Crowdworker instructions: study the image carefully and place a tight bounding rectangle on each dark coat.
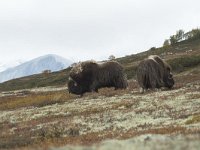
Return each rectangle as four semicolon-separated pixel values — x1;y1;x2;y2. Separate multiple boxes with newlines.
137;55;174;91
68;61;128;95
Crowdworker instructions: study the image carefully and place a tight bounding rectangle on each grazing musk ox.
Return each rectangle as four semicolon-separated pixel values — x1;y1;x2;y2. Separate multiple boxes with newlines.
68;60;128;95
137;55;174;92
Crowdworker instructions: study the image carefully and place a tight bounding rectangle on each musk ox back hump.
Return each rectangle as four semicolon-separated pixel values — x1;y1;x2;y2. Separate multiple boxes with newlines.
97;61;128;89
148;55;171;70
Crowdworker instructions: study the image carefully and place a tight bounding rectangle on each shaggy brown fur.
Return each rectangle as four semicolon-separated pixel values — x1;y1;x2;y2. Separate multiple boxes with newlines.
137;55;174;92
68;60;128;95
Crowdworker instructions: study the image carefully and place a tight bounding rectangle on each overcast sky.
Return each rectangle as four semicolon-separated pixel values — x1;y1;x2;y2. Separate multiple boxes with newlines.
0;0;199;63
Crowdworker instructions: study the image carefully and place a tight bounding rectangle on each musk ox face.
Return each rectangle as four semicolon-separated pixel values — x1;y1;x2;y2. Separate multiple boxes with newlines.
137;55;174;91
163;67;174;88
68;60;128;95
68;77;83;95
68;76;92;95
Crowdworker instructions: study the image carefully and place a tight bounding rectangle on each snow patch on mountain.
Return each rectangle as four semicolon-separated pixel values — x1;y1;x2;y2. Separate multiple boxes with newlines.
0;54;73;83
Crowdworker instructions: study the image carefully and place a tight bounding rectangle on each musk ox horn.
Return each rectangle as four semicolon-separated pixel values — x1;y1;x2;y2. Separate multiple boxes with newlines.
71;62;83;75
68;60;128;95
137;55;174;93
68;77;77;87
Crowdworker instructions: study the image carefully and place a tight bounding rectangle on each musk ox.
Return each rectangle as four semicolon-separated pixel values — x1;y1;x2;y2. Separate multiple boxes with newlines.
68;60;128;95
137;55;174;92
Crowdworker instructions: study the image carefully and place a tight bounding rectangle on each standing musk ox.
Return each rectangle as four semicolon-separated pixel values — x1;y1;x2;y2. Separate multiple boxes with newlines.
68;60;128;95
137;55;174;92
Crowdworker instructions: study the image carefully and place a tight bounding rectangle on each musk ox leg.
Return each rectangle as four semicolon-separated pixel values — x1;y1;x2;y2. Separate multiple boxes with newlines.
91;88;98;93
114;87;119;90
154;88;162;92
139;87;147;93
114;76;128;90
89;81;99;93
139;88;144;93
114;85;127;90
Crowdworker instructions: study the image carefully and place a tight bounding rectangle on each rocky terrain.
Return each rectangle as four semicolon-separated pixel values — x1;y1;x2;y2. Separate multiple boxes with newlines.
0;70;200;149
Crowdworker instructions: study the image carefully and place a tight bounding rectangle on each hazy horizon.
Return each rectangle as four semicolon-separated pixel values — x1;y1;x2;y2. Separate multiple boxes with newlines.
0;0;200;63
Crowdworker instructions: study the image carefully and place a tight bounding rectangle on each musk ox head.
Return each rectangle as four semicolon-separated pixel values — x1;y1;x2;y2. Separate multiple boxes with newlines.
68;77;87;95
162;65;174;88
137;55;174;91
68;60;128;95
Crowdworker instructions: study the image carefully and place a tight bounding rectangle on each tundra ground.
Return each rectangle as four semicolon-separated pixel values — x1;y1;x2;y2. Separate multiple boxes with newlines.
0;71;200;150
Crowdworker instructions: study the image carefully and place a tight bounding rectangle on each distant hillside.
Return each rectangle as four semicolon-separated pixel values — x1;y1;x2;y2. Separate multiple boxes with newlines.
0;38;200;91
118;38;200;79
0;54;73;83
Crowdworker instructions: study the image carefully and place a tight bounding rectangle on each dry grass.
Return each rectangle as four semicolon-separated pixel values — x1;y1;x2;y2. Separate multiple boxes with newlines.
1;74;198;111
83;80;139;99
0;90;78;111
185;114;200;125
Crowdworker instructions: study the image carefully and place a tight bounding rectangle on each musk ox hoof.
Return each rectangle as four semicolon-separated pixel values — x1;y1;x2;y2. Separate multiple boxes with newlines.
139;88;146;93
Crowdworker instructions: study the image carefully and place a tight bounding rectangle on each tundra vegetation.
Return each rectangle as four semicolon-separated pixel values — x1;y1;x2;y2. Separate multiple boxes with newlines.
0;29;200;149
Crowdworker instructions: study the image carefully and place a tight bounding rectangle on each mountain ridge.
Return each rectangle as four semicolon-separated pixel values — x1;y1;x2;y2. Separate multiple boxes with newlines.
0;54;73;83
